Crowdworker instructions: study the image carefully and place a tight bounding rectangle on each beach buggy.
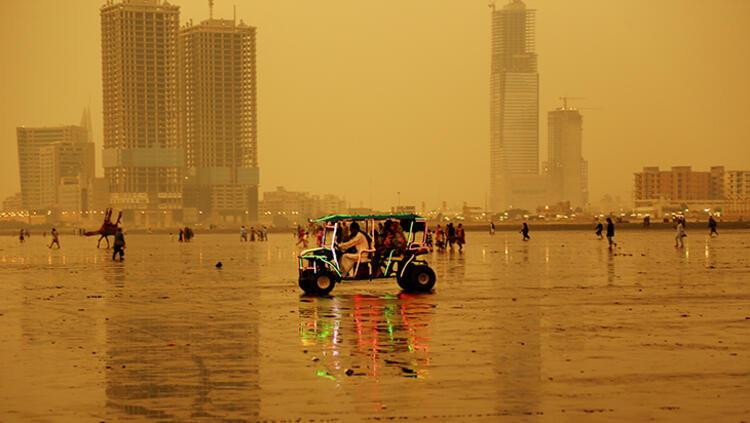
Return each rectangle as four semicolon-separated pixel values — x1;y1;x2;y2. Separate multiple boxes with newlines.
298;214;437;295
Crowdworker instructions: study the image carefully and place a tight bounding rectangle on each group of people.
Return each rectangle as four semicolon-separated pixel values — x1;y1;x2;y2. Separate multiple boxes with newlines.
519;214;720;251
240;225;268;242
336;219;409;277
177;227;194;242
432;223;466;251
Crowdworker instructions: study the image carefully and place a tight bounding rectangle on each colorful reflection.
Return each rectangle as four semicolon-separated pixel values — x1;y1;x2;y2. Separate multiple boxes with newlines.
299;293;434;379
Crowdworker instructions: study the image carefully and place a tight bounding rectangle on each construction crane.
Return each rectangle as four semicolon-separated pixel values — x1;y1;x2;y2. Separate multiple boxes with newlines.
558;96;587;110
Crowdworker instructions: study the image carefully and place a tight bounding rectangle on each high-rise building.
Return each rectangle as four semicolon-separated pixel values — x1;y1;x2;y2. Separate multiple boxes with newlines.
100;0;182;224
489;0;539;211
547;107;588;207
16;123;93;210
178;13;259;222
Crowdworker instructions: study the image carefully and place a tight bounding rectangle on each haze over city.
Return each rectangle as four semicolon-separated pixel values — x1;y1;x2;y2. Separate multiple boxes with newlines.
2;0;748;211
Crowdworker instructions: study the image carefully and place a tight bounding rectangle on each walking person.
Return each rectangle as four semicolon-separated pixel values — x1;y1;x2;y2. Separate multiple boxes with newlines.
19;229;25;243
708;215;719;237
456;223;466;251
112;227;126;261
240;225;248;242
520;222;530;241
489;221;495;235
595;221;604;239
675;217;686;248
48;228;61;249
605;217;617;250
447;223;457;250
435;224;446;251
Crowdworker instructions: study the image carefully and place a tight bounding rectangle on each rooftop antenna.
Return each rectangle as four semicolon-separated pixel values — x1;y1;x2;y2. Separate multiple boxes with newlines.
209;0;214;19
559;96;587;110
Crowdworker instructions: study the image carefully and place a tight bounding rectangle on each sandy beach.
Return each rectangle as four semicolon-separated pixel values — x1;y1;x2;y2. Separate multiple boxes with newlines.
1;230;748;421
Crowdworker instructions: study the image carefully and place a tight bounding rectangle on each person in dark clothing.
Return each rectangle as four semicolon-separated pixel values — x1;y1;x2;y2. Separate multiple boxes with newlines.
446;223;457;250
606;217;617;250
112;227;126;261
520;222;530;241
708;215;719;237
595;221;604;239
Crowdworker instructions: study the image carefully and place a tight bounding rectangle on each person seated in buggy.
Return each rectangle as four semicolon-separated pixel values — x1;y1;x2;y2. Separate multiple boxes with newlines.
336;221;371;277
371;220;407;277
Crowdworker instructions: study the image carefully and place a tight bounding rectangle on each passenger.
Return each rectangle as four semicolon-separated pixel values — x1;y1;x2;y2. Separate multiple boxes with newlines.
387;220;407;255
337;221;370;277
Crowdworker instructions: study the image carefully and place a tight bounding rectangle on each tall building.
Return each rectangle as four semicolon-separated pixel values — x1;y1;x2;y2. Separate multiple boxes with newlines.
100;0;182;225
489;0;539;211
16;123;93;210
547;107;588;207
178;12;259;222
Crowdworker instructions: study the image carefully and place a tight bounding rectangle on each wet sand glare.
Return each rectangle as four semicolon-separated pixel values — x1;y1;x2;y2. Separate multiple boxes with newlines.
1;230;749;421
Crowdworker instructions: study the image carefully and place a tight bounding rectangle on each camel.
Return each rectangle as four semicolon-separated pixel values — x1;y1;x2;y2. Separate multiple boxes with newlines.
84;208;122;248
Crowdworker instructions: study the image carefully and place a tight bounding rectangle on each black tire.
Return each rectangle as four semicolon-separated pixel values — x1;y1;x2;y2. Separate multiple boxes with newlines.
300;270;337;295
299;270;315;294
398;264;436;293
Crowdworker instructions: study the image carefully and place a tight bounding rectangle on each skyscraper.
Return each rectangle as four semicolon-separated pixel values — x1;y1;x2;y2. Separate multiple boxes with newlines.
547;107;588;207
178;11;259;222
489;0;539;211
16;122;93;211
100;0;182;225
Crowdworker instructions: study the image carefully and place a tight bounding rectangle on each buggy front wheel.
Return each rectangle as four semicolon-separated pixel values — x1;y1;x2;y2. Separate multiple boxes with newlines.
300;270;337;295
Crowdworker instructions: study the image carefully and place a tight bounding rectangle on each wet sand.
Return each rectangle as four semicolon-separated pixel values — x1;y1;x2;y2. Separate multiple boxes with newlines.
1;230;749;421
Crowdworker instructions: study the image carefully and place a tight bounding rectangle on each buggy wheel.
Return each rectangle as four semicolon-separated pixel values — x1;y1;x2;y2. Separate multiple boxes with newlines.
398;265;436;293
299;270;316;294
312;271;336;295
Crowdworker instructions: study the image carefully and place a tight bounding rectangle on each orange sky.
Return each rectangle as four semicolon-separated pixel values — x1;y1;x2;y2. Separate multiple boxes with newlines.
1;0;749;210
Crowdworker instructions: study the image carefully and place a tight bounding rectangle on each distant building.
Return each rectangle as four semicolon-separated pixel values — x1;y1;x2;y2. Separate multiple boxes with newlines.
489;0;539;211
724;170;750;201
16;119;93;211
179;14;259;222
2;193;22;211
100;0;182;224
87;177;111;213
260;187;345;225
634;166;723;204
634;166;750;217
546;107;588;207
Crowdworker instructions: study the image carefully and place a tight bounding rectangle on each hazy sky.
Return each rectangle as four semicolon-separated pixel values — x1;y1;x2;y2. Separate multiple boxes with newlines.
1;0;749;210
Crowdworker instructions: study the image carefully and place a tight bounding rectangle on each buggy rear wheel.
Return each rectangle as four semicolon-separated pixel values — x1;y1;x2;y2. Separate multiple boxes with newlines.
397;264;436;293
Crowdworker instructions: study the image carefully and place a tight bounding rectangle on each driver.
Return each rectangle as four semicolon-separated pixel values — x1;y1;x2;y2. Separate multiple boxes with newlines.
337;221;370;277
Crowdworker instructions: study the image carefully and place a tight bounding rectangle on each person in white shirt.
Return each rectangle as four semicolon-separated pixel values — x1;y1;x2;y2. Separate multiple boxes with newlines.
675;217;686;248
337;221;370;277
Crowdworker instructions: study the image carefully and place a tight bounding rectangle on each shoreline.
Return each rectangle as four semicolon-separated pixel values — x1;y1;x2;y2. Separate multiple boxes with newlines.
1;220;748;236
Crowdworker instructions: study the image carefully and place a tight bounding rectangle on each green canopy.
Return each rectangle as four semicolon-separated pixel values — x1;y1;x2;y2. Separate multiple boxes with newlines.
313;213;424;223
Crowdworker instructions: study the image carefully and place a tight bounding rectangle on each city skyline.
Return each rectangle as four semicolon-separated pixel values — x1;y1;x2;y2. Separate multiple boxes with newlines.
1;0;749;212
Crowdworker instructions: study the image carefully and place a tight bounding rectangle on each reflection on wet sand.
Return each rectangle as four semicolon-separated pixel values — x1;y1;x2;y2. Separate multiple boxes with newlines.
299;293;433;379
